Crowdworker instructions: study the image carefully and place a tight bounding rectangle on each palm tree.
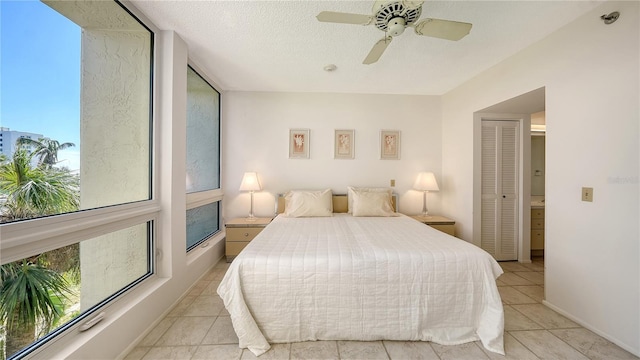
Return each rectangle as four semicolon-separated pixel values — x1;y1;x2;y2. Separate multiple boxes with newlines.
15;137;75;169
0;146;79;222
0;261;70;358
0;143;80;358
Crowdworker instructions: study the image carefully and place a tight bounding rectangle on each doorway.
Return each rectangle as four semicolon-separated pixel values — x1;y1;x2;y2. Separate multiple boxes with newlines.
472;87;545;263
530;124;546;258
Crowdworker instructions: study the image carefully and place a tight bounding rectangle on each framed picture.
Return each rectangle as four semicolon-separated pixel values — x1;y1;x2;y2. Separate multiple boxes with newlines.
289;129;310;159
380;130;400;160
334;129;354;159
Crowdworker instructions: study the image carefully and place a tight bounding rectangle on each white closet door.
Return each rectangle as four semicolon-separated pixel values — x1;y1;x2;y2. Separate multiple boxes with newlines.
481;120;519;260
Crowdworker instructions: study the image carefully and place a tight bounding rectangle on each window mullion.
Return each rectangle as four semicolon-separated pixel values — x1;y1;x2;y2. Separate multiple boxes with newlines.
1;201;159;265
186;188;223;210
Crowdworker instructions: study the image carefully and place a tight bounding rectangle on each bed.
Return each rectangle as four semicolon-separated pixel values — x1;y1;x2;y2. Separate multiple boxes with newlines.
218;189;504;356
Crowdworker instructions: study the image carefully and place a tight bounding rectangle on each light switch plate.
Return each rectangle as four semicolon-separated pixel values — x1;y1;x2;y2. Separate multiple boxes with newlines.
582;187;593;202
390;179;395;187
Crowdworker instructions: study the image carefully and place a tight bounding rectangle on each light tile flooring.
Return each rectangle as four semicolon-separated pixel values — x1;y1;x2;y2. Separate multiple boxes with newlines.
125;258;638;360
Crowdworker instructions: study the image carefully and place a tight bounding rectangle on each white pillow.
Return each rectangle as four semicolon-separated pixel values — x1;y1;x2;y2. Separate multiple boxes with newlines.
351;190;397;217
347;186;393;213
284;189;333;217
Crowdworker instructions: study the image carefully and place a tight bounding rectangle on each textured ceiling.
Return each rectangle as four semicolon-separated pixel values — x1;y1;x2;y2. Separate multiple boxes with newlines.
130;0;603;95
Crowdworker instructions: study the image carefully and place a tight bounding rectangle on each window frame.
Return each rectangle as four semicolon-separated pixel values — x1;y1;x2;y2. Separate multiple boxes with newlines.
14;220;156;359
1;0;157;264
185;63;222;252
0;0;158;358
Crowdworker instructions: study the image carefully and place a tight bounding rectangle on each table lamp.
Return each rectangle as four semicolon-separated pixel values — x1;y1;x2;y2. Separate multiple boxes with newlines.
413;172;439;217
239;172;262;221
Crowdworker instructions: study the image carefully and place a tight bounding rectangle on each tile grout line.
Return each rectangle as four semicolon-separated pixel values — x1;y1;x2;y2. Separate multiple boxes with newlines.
472;340;493;359
380;340;392;360
545;330;595;360
504;329;542;359
192;315;218;360
428;342;444;360
507;329;596;360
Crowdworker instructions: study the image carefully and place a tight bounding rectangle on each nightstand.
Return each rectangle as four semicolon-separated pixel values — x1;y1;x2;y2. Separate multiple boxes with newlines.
225;217;272;262
411;215;456;236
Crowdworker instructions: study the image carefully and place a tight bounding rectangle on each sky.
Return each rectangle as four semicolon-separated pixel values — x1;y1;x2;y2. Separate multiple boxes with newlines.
1;0;81;170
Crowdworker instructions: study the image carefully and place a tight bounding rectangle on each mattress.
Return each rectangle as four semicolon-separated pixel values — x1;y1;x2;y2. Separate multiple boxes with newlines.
217;214;504;356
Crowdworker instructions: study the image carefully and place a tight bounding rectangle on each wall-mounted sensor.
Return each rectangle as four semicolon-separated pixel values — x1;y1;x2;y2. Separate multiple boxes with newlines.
600;11;620;25
324;64;337;72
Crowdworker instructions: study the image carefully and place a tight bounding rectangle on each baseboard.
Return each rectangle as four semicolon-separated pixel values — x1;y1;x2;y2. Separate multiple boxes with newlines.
542;300;640;357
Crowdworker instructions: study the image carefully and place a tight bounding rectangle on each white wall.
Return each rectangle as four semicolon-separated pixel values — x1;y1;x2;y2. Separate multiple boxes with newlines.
442;1;639;355
222;92;443;220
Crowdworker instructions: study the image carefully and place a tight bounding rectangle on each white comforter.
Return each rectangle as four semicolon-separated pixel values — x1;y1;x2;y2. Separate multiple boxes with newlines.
218;214;504;356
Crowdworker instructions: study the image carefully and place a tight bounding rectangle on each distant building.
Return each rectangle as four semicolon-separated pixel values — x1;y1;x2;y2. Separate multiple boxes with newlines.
0;127;44;165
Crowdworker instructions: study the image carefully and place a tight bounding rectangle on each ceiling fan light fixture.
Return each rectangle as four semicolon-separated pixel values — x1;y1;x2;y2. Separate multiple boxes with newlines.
387;17;406;36
373;0;422;31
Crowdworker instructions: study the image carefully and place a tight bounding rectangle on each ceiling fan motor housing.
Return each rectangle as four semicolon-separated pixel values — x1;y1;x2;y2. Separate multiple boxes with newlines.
372;0;422;34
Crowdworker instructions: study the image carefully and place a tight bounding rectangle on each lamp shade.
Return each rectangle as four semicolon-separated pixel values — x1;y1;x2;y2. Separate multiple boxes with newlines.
413;172;439;192
239;172;262;192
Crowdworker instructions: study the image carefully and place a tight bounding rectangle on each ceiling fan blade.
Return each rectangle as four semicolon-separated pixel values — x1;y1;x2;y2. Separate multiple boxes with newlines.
414;18;472;40
363;37;392;65
316;11;372;25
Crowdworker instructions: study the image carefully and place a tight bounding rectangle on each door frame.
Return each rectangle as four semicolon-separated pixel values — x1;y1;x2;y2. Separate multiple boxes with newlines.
473;113;531;263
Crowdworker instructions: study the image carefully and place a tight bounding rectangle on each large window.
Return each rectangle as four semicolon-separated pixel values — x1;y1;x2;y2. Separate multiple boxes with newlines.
185;65;222;252
0;1;154;359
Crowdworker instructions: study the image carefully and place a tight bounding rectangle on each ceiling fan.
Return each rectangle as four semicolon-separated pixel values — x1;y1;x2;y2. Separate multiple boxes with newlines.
316;0;472;64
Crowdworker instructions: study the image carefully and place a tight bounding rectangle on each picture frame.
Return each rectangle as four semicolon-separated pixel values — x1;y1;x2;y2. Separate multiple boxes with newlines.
334;129;355;159
289;129;310;159
380;130;400;160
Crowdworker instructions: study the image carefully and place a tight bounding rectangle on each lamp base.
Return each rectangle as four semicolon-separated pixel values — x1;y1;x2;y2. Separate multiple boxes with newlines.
246;191;257;221
421;191;431;218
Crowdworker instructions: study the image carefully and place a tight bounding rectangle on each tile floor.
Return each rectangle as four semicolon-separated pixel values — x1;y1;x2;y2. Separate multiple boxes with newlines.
124;258;638;360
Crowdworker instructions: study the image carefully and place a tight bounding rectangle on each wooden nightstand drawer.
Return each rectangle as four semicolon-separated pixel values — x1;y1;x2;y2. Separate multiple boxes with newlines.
410;215;456;237
226;241;251;255
226;227;263;242
428;224;455;236
531;209;545;219
225;217;272;261
531;230;545;250
531;219;544;229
